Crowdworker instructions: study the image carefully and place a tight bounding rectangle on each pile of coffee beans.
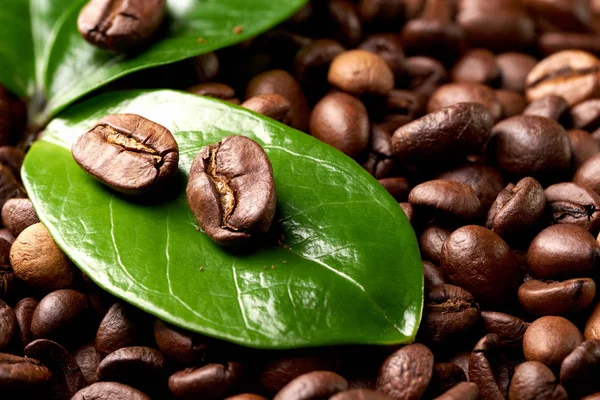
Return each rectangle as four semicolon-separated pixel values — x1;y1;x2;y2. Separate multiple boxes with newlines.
7;0;600;398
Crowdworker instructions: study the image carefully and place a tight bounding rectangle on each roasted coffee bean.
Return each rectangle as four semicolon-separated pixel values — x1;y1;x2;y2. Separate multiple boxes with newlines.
560;339;600;398
423;260;445;288
242;94;292;125
391;103;493;168
186;135;277;246
0;352;51;389
72;114;179;193
1;198;38;238
437;164;505;211
409;180;482;223
441;225;520;305
169;362;243;400
568;129;600;170
527;224;600;280
518;278;596;316
310;92;370;159
419;225;451;264
399;202;414;224
434;382;479;400
378;177;410;201
24;339;86;399
326;0;363;47
497;52;538;93
331;389;393;400
273;370;348;400
385;89;425;120
154;319;208;365
449;352;471;381
523;0;593;32
31;289;90;341
482;312;525;346
358;34;404;83
191;52;220;82
357;0;405;29
71;382;150;400
428;83;502;122
13;297;38;348
186;83;239;104
508;361;568;400
545;182;600;234
246;69;310;131
570;99;600;131
496;90;527;118
419;284;480;345
294;39;345;92
523;316;583;366
585;302;600;339
95;302;143;356
451;49;500;85
469;334;512;400
98;346;165;391
401;56;447;97
486;115;571;179
73;343;101;384
526;50;600;107
538;32;600;57
77;0;166;52
226;395;268;400
0;298;15;350
426;363;467;398
0;266;16;302
376;343;434;400
574;153;600;195
522;95;569;120
0;160;26;213
328;50;394;96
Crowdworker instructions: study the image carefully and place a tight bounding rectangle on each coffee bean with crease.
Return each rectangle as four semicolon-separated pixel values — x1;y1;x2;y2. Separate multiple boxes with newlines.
273;371;348;400
169;362;243;400
77;0;166;52
71;382;150;400
73;343;101;384
522;95;568;120
545;183;600;234
481;311;529;350
508;361;568;400
437;164;505;211
0;352;51;393
72;114;179;194
376;343;434;400
560;339;600;398
409;180;482;224
13;297;37;348
186;83;240;104
187;135;277;246
524;316;584;367
98;346;166;393
569;129;600;170
419;225;452;264
428;83;502;122
362;125;395;179
526;50;600;106
95;302;145;356
469;334;512;400
518;278;596;317
154;319;211;366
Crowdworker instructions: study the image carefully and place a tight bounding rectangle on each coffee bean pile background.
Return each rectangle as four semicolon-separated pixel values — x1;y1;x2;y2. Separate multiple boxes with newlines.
6;0;600;398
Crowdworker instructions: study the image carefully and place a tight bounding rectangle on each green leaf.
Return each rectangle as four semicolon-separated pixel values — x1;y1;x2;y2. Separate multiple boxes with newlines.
22;90;423;349
0;0;306;128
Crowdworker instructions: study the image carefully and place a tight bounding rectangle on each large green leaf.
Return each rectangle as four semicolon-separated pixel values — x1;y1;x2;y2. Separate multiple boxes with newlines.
22;90;423;349
0;0;305;128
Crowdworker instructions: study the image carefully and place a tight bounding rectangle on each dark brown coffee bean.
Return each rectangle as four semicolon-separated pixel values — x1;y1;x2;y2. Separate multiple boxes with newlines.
294;39;345;92
442;225;520;305
409;180;482;223
419;225;452;264
77;0;166;52
1;198;39;238
0;160;25;213
331;389;393;400
486;115;571;179
568;129;600;170
24;339;86;400
469;334;512;400
98;346;165;391
419;284;480;345
451;49;500;85
31;289;90;340
508;361;568;400
497;52;538;93
0;352;51;389
586;301;600;339
309;92;370;159
358;34;405;81
428;83;502;122
526;50;600;107
327;0;363;47
423;260;445;288
186;83;239;104
154;319;208;365
376;343;434;400
570;99;600;131
392;103;493;168
72;114;179;193
273;370;348;400
385;89;425;120
95;302;143;356
486;177;546;241
399;202;414;224
0;298;15;350
449;352;470;381
437;164;505;211
523;0;592;33
357;0;404;28
527;224;600;279
186;135;276;246
401;56;447;97
481;311;529;349
519;278;596;317
538;32;600;58
246;69;310;132
426;363;467;398
328;50;394;96
378;177;410;201
13;297;37;348
575;153;600;195
434;382;479;400
522;95;568;121
191;52;219;82
71;382;150;400
560;339;600;397
496;90;527;118
523;316;583;366
545;182;600;233
73;343;101;384
0;266;16;303
169;362;243;400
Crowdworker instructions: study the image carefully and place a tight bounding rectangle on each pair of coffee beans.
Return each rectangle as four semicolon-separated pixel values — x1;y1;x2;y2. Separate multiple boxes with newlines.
72;114;277;245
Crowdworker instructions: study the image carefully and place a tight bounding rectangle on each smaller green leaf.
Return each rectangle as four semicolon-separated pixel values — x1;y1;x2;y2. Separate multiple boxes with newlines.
23;90;423;349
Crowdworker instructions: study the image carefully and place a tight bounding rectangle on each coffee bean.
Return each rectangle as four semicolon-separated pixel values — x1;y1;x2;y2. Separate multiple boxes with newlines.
574;153;600;195
376;343;434;400
585;302;600;339
72;114;179;194
98;346;165;392
526;50;600;107
437;164;505;211
486;115;571;179
392;103;493;169
294;39;344;98
570;99;600;132
1;198;39;238
242;94;292;126
441;225;520;305
273;370;348;400
522;95;568;120
545;182;600;234
186;83;239;104
77;0;166;52
328;50;394;96
426;362;467;398
419;284;480;345
24;339;86;399
434;382;479;400
409;180;482;224
538;32;600;57
226;395;268;400
385;89;425;120
496;90;527;118
71;382;150;400
481;311;529;349
523;316;583;366
0;298;15;350
401;56;447;97
508;361;568;400
358;34;405;81
331;389;393;399
326;0;363;47
518;278;596;316
168;362;243;400
186;135;277;246
428;83;502;122
73;343;101;384
357;0;405;29
378;177;410;201
399;202;414;224
451;49;500;86
527;225;600;280
95;302;144;356
423;260;446;288
419;225;452;264
154;319;209;365
31;289;90;341
309;92;370;159
449;352;471;381
469;334;512;400
0;352;51;390
0;157;26;212
13;297;37;349
0;266;16;303
191;52;220;83
524;0;593;32
560;339;600;398
568;129;600;170
497;52;538;93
